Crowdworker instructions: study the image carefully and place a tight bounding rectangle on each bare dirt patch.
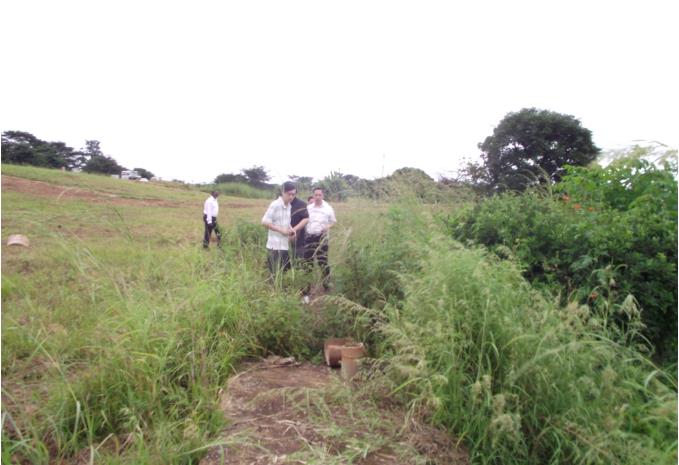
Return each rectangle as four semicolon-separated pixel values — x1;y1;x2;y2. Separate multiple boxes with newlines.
200;357;468;465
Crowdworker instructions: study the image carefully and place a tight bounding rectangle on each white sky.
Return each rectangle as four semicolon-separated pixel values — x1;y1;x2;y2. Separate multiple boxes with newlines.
2;0;677;184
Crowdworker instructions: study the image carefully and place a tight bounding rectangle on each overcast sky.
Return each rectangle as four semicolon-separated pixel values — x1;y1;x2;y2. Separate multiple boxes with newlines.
2;0;677;184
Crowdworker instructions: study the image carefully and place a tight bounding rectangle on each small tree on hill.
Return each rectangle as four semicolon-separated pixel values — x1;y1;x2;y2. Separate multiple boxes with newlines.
83;155;124;175
242;165;270;187
134;167;155;179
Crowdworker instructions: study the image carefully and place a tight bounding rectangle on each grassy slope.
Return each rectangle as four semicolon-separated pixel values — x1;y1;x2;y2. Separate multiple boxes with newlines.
2;164;675;465
0;164;387;464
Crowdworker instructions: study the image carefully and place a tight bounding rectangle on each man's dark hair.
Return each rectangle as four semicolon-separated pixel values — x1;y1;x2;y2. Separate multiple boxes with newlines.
211;190;220;196
282;181;297;193
312;186;323;193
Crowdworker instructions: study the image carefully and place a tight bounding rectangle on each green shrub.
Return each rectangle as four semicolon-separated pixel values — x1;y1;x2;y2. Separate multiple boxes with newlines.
448;150;677;361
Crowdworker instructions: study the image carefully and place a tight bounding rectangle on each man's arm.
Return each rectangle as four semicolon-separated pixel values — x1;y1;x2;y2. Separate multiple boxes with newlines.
323;207;337;233
204;199;212;224
262;204;291;235
262;221;290;235
293;218;309;234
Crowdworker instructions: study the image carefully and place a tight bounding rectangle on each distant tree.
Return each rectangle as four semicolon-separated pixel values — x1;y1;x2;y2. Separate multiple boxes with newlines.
476;108;600;192
1;131;77;169
83;155;124;175
83;140;103;158
385;167;438;200
241;165;270;186
391;167;433;181
317;171;350;201
43;141;79;169
2;131;42;165
134;167;155;179
288;175;313;191
341;174;362;187
214;173;247;184
80;140;124;175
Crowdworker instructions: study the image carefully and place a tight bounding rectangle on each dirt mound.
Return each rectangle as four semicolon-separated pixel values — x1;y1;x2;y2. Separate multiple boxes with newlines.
200;357;468;465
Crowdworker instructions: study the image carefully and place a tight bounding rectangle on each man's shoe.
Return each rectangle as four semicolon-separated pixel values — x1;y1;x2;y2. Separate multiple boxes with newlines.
302;295;310;305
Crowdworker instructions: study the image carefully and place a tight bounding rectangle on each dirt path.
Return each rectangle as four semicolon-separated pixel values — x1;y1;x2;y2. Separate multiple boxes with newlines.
200;357;468;465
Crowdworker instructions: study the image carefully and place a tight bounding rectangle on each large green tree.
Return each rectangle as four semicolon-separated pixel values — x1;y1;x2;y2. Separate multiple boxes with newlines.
477;108;600;192
1;131;78;169
81;140;124;175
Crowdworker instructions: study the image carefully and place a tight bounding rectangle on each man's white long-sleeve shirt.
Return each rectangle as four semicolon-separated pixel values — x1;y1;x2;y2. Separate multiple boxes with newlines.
203;195;219;223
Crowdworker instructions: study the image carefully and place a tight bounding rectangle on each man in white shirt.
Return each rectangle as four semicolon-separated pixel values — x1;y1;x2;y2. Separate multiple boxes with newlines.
304;187;337;293
261;182;306;277
203;190;221;249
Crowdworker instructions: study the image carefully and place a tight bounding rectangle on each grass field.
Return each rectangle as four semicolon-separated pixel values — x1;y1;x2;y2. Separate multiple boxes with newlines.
2;164;676;465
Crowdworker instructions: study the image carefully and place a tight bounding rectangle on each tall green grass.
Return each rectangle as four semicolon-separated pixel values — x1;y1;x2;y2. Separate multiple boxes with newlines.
2;215;355;464
3;166;676;464
333;203;677;465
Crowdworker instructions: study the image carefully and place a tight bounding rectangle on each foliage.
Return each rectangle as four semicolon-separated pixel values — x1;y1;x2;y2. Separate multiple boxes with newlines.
1;130;85;170
206;181;275;199
83;154;125;175
316;171;350;201
214;172;247;184
241;165;270;187
333;203;430;309
288;175;314;192
2;164;676;464
133;167;154;179
329;199;676;464
449;148;678;361
379;238;676;465
473;108;600;192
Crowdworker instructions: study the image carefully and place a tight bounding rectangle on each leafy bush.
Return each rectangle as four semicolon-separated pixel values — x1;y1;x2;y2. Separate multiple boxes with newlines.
448;148;678;361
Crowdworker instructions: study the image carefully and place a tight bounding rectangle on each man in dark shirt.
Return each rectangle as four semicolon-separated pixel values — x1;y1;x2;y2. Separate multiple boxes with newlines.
289;187;309;264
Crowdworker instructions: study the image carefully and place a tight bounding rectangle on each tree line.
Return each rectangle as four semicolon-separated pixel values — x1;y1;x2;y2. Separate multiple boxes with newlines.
212;108;600;199
1;131;154;179
3;107;599;193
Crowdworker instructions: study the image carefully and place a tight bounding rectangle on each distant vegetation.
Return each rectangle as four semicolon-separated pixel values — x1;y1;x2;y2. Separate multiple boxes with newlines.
2;145;676;464
450;146;678;362
1;132;154;178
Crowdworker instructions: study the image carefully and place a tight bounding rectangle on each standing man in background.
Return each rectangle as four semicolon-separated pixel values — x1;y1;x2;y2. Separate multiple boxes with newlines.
303;187;337;299
262;182;304;278
203;190;221;249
